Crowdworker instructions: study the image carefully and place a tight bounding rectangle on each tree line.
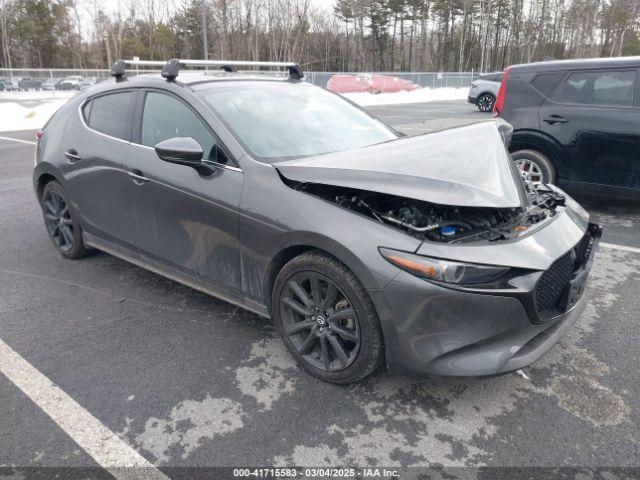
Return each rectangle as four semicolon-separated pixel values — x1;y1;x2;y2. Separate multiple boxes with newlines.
1;0;639;73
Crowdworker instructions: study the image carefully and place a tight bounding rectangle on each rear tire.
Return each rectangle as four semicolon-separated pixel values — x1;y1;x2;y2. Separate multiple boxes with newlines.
40;181;88;259
272;251;384;384
511;149;556;185
477;93;495;112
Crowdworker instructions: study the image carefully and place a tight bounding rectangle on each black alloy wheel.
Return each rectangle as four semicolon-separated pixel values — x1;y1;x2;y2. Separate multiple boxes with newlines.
477;93;495;112
43;189;74;251
273;251;383;383
280;271;360;372
41;181;87;259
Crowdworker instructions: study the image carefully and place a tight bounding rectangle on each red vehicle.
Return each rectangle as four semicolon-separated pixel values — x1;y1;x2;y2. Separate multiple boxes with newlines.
327;74;420;94
326;75;373;93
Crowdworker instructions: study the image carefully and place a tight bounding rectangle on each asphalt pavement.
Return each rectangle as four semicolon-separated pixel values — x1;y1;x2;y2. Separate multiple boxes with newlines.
1;100;639;479
368;99;490;135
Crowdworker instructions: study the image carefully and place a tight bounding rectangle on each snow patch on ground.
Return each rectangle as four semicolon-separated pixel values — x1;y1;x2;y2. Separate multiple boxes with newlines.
132;395;245;464
0;99;70;132
343;86;468;106
235;335;297;411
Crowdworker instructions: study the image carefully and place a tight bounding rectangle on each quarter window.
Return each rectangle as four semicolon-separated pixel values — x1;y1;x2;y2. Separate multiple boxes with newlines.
141;91;218;162
531;72;565;97
554;70;636;106
86;91;133;140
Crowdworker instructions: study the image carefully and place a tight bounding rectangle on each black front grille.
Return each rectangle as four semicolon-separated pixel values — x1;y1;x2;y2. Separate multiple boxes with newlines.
535;249;576;316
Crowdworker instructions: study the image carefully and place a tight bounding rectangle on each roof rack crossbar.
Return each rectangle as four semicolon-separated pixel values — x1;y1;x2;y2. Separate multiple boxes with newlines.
111;58;304;81
111;59;166;80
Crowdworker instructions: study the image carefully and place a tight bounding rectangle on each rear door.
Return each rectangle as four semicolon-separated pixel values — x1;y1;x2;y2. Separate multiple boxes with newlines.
124;89;244;293
538;68;640;188
61;90;136;248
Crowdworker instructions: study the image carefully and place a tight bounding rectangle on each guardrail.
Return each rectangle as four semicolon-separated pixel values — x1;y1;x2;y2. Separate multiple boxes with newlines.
0;68;479;90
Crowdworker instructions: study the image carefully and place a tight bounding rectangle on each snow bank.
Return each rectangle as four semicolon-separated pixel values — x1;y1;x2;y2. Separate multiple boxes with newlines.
343;86;468;106
0;99;69;132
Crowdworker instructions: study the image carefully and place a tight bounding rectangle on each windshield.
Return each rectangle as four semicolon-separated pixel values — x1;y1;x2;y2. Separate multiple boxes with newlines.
197;82;398;162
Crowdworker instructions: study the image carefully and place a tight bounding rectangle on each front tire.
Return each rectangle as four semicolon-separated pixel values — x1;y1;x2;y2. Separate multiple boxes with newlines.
41;181;88;259
511;149;556;185
477;93;495;112
272;251;384;384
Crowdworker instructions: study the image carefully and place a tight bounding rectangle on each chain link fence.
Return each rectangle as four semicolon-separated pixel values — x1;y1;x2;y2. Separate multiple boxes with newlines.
1;68;478;91
304;71;478;89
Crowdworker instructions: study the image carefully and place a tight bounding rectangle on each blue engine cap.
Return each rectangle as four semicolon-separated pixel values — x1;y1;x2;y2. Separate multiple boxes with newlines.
441;226;457;236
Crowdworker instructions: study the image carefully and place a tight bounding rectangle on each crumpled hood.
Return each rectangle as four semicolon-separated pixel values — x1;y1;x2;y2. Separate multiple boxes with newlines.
275;121;526;208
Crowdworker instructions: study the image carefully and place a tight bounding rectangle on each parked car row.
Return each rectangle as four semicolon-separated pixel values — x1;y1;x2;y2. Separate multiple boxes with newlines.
0;75;105;91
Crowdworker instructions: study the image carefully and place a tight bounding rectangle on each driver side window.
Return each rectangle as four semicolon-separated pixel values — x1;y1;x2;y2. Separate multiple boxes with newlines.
141;91;220;162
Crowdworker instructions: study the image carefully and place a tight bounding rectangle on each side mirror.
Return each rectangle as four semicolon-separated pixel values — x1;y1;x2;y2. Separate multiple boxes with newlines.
154;137;204;167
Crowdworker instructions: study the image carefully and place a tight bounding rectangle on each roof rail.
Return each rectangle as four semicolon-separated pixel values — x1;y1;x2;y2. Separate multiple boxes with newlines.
110;58;304;81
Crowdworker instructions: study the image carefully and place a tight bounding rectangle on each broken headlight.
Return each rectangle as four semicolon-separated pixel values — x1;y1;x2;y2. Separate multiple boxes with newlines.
380;248;509;285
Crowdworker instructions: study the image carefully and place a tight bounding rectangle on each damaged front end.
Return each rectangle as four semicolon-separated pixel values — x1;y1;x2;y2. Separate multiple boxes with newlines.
291;181;566;244
275;121;567;244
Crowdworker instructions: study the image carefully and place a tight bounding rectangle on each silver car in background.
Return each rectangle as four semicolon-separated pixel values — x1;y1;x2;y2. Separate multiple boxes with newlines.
42;77;61;91
468;72;503;112
59;75;84;90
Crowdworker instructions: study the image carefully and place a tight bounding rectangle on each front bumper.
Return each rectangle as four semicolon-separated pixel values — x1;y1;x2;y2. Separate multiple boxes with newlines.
467;95;478;104
372;221;601;376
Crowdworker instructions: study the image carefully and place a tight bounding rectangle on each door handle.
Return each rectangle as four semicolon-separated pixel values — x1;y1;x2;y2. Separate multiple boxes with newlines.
128;169;150;184
64;149;82;162
543;115;568;125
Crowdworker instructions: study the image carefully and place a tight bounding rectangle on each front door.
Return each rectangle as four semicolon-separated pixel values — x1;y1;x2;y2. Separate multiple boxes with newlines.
539;68;640;188
124;89;244;293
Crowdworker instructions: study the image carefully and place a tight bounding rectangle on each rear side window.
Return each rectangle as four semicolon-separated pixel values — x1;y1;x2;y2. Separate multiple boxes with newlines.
86;91;133;140
554;70;636;106
531;72;565;97
141;91;218;161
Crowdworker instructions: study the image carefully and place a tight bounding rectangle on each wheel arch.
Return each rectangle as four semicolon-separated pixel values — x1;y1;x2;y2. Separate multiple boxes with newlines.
262;233;382;314
263;244;316;312
509;130;568;179
33;165;63;203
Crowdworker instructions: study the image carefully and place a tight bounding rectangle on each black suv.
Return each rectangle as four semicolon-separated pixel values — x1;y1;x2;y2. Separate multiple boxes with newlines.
495;56;640;196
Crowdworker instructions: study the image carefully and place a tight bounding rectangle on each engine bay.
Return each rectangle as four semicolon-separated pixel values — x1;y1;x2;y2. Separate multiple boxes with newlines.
294;182;566;244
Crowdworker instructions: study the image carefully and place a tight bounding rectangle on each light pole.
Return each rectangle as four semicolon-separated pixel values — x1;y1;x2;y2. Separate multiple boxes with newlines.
201;0;208;60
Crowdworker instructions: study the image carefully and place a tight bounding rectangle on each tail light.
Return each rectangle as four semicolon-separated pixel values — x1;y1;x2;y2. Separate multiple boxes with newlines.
493;68;510;116
35;129;43;140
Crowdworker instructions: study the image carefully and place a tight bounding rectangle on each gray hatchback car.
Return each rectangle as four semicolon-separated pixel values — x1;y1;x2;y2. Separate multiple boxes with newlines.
34;59;601;383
